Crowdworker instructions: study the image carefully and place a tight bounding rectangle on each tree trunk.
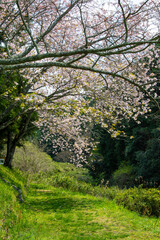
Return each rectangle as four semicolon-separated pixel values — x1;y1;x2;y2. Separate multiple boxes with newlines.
4;111;33;168
4;132;16;168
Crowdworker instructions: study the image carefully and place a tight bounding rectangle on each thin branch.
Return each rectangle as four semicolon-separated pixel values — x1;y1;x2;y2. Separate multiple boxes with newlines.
92;56;101;68
118;0;128;43
1;60;159;110
78;4;88;48
0;37;159;66
18;0;80;58
16;0;40;54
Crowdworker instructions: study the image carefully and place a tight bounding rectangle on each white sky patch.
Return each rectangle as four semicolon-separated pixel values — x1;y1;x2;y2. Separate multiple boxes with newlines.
97;0;159;34
0;41;6;48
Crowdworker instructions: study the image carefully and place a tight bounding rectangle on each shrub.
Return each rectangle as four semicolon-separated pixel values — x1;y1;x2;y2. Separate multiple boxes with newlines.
12;142;54;174
115;187;160;217
111;164;135;188
13;142;93;185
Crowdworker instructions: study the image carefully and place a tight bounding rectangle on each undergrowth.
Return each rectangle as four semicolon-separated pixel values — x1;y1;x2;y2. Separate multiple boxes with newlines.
0;166;27;197
0;165;160;240
11;142;160;218
0;167;27;239
115;186;160;217
31;172;160;217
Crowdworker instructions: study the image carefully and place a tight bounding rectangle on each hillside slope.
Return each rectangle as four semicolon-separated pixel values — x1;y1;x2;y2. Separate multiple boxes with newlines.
0;165;160;240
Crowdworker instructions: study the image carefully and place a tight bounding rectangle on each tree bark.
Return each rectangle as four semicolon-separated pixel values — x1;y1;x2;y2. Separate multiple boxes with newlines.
4;132;16;168
4;111;33;168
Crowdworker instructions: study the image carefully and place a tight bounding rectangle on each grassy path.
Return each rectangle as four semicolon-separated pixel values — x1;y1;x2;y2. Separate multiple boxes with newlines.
12;185;160;240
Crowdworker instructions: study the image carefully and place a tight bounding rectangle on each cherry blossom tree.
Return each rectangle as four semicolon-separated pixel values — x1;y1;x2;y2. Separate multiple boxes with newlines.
0;0;159;167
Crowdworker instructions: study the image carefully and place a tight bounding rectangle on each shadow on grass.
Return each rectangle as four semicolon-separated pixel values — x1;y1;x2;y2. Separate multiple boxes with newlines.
25;190;103;213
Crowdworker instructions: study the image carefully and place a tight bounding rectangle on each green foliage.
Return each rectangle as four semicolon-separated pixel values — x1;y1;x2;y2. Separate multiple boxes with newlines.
1;166;160;239
115;187;160;217
30;172;116;200
135;130;160;183
12;142;160;218
0;71;39;168
111;164;135;188
88;127;125;184
1;161;160;240
125;125;160;184
13;141;54;174
13;141;93;184
32;168;160;217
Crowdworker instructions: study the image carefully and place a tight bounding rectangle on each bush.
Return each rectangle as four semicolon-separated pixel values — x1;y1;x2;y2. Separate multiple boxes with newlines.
115;187;160;217
13;142;93;184
111;164;135;188
13;142;54;174
30;170;118;201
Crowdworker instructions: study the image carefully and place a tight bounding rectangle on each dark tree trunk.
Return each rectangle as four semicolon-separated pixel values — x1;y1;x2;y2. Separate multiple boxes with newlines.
4;132;17;168
4;111;33;168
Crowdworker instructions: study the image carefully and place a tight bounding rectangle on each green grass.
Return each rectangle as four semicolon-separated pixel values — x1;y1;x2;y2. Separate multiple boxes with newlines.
0;166;27;197
1;166;160;239
24;187;160;240
0;178;22;239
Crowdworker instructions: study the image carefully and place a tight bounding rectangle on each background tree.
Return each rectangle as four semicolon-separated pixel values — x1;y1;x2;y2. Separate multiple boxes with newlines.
125;45;160;185
86;126;125;184
87;45;160;187
0;70;38;167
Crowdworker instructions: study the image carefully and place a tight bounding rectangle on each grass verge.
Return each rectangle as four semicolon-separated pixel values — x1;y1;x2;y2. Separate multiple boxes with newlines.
0;166;160;239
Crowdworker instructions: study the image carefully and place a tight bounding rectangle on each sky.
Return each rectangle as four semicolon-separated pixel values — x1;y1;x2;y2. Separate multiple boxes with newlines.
97;0;159;34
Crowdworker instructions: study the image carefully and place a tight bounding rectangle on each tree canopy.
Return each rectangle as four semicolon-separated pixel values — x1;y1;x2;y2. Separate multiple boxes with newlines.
0;0;159;167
